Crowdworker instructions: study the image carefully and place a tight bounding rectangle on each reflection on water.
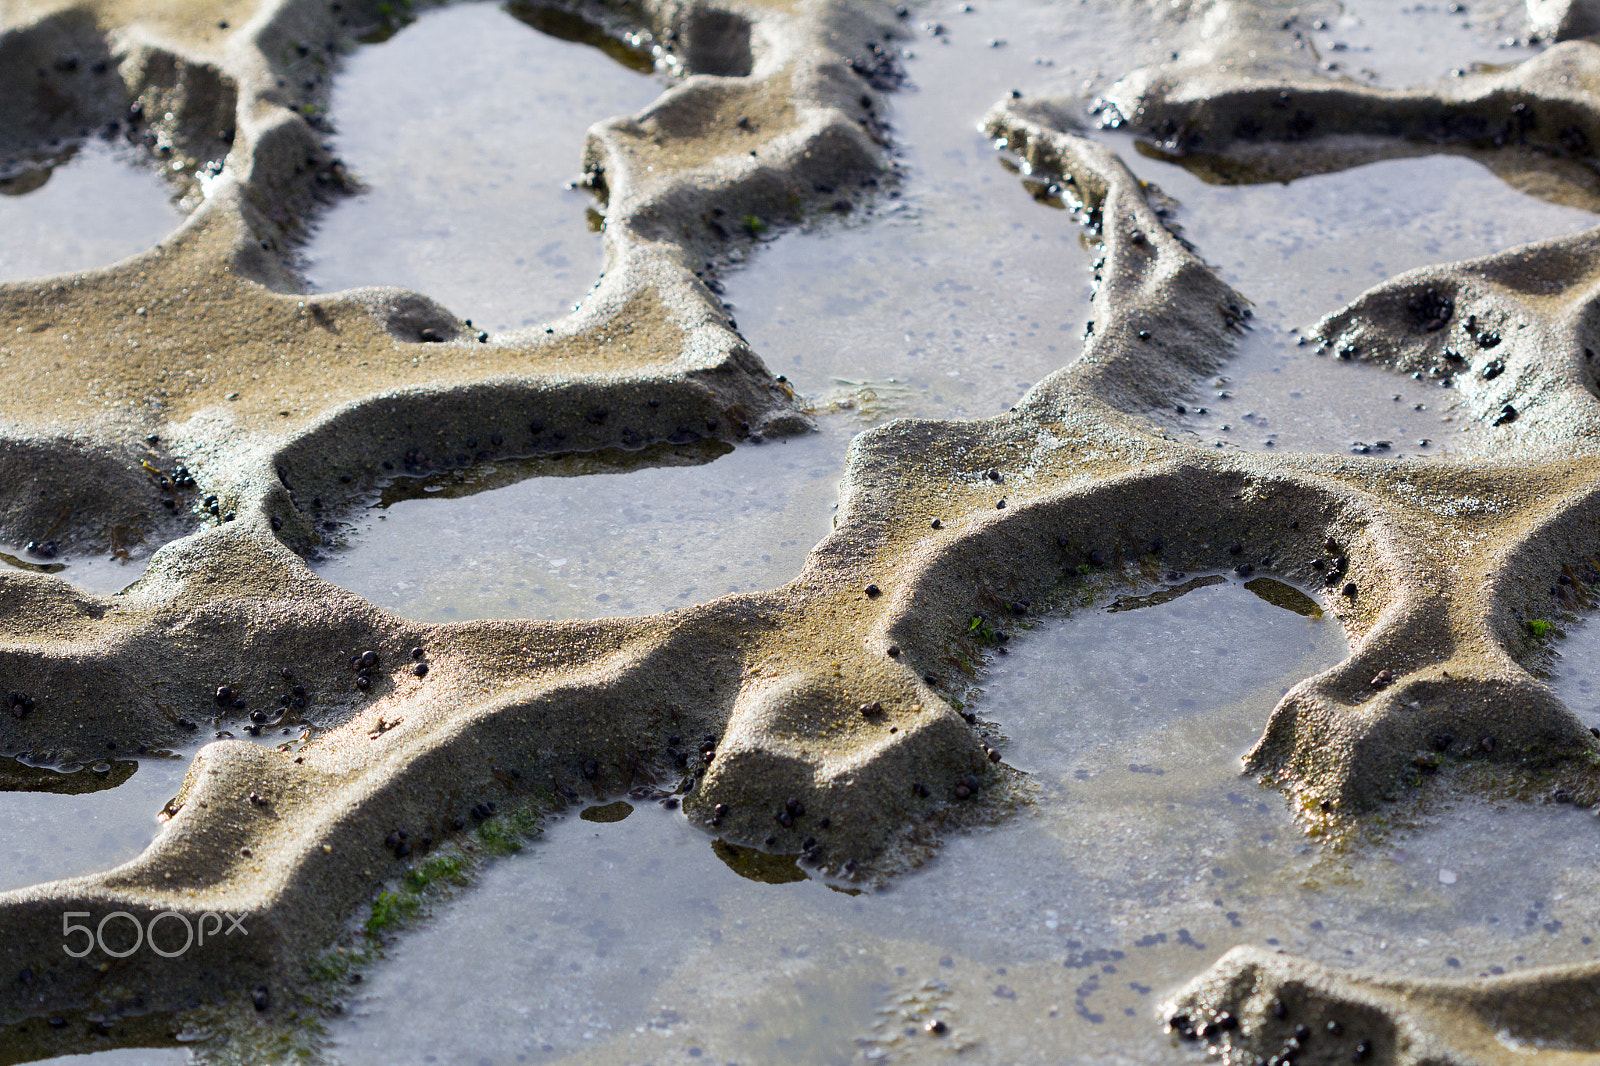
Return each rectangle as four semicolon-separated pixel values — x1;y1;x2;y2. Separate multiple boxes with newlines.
302;1;663;334
0;544;153;598
313;428;847;622
0;756;188;894
0;139;182;282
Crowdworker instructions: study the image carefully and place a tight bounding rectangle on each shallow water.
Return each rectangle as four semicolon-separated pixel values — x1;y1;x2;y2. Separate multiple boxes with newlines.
328;577;1600;1064
0;727;320;896
0;544;154;598
8;1;1600;1061
311;0;1139;621
723;0;1124;424
29;1051;189;1066
1298;0;1543;86
0;755;188;894
727;9;1594;454
300;1;662;334
1104;144;1599;454
314;429;845;622
0;139;182;282
1545;615;1600;730
1113;137;1600;323
974;579;1600;990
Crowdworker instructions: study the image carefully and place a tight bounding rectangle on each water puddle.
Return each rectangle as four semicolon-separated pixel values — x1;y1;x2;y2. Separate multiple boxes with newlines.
0;697;334;896
723;0;1137;423
0;754;188;894
327;799;884;1066
1112;143;1600;328
719;0;1595;456
28;1052;189;1066
8;2;1600;1061
1544;608;1600;731
1153;327;1477;457
312;430;845;622
968;576;1600;1006
1295;0;1544;86
326;575;1600;1064
0;139;183;282
300;1;663;334
1090;140;1600;454
309;0;1146;623
0;543;155;598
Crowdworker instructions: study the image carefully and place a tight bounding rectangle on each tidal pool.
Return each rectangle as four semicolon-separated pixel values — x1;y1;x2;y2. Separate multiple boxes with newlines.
313;430;845;623
0;139;182;282
8;1;1599;1062
1546;614;1600;731
1294;0;1543;87
300;1;663;335
309;0;1597;627
0;544;154;598
1103;142;1600;454
720;0;1124;424
722;2;1594;457
974;577;1600;988
327;575;1600;1064
0;726;327;896
0;755;188;895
